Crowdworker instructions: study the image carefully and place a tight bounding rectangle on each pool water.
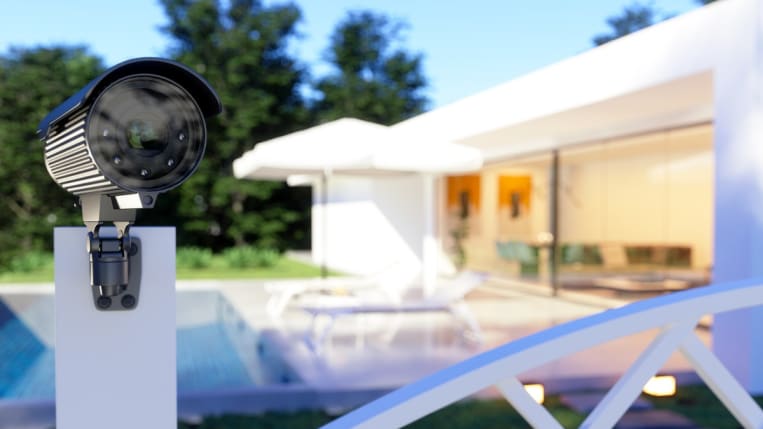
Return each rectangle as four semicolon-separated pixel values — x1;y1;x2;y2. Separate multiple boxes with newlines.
0;299;53;399
0;290;298;401
177;323;254;392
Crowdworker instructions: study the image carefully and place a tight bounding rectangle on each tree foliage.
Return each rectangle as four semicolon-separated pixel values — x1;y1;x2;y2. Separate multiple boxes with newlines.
150;0;312;251
592;1;718;46
0;47;104;268
592;2;660;46
0;3;431;268
314;11;428;125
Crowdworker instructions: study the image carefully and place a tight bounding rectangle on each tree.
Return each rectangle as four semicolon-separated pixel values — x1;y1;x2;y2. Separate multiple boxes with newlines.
592;2;660;46
314;11;428;125
155;0;311;251
0;47;104;268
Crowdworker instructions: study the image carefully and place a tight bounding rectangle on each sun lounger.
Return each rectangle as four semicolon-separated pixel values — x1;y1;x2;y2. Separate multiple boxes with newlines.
295;272;487;348
264;262;419;317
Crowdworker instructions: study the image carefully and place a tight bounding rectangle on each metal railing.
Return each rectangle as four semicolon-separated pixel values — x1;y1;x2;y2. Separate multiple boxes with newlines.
321;278;763;428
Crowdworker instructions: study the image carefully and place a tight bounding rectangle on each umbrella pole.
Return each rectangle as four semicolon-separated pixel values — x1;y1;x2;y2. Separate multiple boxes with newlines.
422;174;437;297
321;172;328;278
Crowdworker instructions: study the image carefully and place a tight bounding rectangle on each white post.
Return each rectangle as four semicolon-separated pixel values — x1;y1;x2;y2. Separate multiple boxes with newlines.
422;174;438;297
54;227;176;429
712;0;763;394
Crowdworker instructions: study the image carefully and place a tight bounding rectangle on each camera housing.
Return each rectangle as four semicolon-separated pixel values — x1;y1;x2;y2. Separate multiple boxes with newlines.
39;58;221;308
39;58;221;206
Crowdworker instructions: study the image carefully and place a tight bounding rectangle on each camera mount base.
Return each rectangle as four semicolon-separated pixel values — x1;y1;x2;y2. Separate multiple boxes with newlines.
88;236;141;311
80;194;142;310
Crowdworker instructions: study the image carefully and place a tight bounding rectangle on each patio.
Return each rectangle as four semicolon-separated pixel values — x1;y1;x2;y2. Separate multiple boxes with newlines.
212;276;709;402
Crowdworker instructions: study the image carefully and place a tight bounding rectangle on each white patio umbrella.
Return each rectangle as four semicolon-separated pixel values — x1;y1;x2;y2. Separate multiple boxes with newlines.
234;118;386;179
232;117;483;295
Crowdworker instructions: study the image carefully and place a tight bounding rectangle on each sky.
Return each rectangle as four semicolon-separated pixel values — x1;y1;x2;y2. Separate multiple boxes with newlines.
0;0;702;109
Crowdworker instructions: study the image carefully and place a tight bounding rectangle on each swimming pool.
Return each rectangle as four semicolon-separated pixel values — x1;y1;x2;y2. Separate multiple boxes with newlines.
0;283;429;427
0;289;299;401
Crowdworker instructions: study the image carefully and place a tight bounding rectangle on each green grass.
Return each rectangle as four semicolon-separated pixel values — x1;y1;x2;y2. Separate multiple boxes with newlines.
0;268;54;283
176;397;584;429
175;386;763;428
0;253;330;284
178;412;334;429
406;397;584;429
650;384;761;428
176;257;329;280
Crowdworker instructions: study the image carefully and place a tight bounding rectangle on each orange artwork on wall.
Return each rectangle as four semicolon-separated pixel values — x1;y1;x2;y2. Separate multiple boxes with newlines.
498;175;532;218
446;175;481;217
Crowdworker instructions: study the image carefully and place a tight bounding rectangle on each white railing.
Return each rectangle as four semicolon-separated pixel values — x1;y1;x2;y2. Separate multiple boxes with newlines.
321;278;763;428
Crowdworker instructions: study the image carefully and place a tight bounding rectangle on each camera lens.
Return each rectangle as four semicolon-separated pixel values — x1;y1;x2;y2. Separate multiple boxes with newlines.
86;75;206;193
126;119;167;152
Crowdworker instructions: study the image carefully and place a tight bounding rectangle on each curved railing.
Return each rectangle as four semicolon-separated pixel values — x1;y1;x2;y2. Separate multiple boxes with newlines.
321;278;763;428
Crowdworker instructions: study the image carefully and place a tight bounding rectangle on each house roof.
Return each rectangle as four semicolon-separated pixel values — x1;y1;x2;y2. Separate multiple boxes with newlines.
391;0;742;162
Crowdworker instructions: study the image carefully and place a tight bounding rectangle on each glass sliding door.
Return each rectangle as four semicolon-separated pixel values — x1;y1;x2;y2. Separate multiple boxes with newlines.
556;124;713;298
443;124;713;299
444;154;553;287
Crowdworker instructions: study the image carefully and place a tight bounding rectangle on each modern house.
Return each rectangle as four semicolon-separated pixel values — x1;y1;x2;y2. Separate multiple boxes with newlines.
235;0;763;391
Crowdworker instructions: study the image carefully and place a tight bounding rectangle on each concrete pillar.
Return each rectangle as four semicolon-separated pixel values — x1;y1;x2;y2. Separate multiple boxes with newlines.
712;0;763;394
55;227;176;428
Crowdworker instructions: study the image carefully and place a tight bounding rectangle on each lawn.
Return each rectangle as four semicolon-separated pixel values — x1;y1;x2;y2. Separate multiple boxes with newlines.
650;383;762;429
177;397;585;429
176;385;763;428
176;257;328;280
0;268;55;283
0;251;329;284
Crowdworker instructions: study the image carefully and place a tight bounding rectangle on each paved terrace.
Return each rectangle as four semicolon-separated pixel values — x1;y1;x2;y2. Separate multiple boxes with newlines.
209;277;710;396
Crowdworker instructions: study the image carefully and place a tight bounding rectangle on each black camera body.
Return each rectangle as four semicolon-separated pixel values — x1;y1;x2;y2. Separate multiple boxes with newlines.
39;57;221;206
39;58;221;307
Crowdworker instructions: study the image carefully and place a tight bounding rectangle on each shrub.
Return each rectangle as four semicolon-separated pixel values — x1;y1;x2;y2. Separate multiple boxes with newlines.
176;247;214;269
8;251;53;273
222;246;280;269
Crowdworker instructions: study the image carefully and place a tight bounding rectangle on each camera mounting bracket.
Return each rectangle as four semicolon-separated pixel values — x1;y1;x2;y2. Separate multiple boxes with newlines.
80;194;142;311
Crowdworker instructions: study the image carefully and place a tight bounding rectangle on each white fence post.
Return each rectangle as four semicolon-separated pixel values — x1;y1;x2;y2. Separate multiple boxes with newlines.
496;376;563;429
320;278;763;429
680;333;763;427
581;320;696;428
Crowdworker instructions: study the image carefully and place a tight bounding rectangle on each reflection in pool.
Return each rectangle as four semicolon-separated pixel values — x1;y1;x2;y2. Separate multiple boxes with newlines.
0;290;298;401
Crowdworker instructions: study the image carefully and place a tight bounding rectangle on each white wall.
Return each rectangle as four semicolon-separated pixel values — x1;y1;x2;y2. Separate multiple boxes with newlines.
710;0;763;395
311;175;423;283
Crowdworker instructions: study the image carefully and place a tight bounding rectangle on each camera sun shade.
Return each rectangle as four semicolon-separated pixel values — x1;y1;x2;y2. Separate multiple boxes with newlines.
43;75;206;198
39;58;221;310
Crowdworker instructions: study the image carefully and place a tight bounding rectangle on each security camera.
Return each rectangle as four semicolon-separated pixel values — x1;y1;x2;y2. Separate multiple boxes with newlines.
38;58;221;310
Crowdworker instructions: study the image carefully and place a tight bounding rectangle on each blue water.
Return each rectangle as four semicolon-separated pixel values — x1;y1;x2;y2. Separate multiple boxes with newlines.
177;323;254;392
0;292;297;400
0;300;50;399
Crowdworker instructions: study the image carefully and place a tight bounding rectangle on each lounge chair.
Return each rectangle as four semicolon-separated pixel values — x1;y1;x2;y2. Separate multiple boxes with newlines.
295;271;487;349
264;262;418;317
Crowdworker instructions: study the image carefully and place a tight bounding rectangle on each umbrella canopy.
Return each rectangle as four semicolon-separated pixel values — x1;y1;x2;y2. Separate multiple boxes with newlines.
233;118;383;180
232;117;484;296
232;118;482;179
